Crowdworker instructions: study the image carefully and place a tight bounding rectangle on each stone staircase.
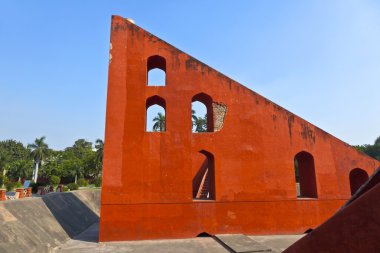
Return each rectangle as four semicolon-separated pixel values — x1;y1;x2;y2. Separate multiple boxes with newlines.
195;168;210;200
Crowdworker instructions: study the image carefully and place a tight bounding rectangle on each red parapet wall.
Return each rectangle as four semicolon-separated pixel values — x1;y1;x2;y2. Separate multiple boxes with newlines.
99;200;347;241
99;15;380;241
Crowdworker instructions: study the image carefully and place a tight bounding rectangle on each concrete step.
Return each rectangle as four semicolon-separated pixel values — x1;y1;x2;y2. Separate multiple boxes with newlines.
214;234;271;253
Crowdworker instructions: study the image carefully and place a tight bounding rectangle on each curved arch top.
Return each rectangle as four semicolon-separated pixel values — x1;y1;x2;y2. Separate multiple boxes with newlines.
146;95;166;109
147;55;166;72
147;55;166;86
192;92;213;104
146;95;166;132
295;151;314;160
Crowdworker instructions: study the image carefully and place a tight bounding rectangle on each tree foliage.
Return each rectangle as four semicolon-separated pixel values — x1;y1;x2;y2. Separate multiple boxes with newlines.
192;110;207;132
152;112;166;132
0;138;104;183
95;139;104;179
28;137;49;164
354;136;380;161
0;140;29;173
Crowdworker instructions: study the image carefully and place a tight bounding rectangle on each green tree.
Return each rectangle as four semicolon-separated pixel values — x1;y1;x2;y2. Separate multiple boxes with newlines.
0;150;10;174
83;151;96;178
28;136;49;182
41;150;64;178
0;140;29;175
193;114;208;132
0;140;29;161
7;159;33;182
73;139;92;151
375;136;380;146
62;157;83;183
65;139;93;159
152;112;166;132
62;139;95;182
50;175;61;186
355;136;380;161
95;139;104;179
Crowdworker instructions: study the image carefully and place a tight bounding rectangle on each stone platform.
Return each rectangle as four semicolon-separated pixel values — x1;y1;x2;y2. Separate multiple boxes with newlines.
54;222;302;253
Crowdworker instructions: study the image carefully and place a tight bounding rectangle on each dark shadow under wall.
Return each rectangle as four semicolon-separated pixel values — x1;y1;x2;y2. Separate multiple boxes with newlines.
42;192;99;240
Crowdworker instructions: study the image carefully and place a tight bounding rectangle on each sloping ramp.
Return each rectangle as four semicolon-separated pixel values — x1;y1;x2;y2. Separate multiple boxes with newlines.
0;189;100;253
215;234;271;252
284;167;380;253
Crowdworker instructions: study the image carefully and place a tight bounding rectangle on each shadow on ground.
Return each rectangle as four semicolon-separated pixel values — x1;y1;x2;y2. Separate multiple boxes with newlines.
43;192;99;241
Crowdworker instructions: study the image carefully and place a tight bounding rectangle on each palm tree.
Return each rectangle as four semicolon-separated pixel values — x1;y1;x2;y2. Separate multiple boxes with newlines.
95;139;104;179
28;136;49;182
193;114;208;132
152;112;166;132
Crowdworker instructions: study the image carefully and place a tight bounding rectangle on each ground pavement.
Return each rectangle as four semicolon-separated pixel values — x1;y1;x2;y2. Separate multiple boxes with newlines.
53;222;303;253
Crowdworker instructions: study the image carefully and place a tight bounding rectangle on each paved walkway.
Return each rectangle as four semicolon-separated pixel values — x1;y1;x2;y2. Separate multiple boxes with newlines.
53;223;303;253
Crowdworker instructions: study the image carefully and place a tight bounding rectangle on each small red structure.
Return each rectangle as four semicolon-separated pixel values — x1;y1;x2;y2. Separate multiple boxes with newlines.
0;189;6;201
15;188;25;198
99;16;380;241
25;187;32;197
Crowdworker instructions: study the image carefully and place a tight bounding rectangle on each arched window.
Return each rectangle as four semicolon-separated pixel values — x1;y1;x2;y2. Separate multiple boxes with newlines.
146;95;166;132
192;93;213;132
294;151;318;198
147;55;166;86
192;150;215;200
349;168;369;195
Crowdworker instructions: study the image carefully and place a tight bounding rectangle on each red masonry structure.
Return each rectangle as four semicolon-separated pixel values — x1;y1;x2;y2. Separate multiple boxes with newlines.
26;187;32;197
15;188;24;198
99;15;380;241
0;189;5;201
283;169;380;253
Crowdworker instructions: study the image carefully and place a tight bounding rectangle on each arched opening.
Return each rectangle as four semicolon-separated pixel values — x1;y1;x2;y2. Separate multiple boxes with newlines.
192;150;215;200
146;95;166;132
294;151;318;198
192;93;213;132
192;101;207;132
147;55;166;86
304;228;313;234
349;168;369;195
196;232;212;237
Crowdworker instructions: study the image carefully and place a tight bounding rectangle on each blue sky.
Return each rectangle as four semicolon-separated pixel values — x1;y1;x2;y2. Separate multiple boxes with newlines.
1;1;380;150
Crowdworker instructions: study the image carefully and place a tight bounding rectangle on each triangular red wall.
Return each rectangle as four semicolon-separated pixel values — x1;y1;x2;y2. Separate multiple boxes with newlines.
99;16;379;241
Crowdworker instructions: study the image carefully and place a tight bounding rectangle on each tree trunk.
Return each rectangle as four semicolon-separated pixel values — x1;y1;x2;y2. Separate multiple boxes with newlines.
75;174;77;184
33;162;39;182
